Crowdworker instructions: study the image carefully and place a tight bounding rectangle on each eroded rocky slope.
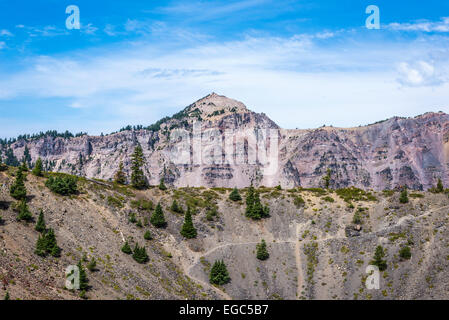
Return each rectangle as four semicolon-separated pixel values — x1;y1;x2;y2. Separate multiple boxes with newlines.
1;168;449;300
2;93;449;190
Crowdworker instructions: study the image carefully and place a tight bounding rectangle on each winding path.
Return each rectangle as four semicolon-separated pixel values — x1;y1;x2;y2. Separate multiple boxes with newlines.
184;204;449;300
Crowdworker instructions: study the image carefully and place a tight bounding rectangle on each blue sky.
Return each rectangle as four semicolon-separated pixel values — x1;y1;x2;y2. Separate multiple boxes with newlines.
1;0;449;137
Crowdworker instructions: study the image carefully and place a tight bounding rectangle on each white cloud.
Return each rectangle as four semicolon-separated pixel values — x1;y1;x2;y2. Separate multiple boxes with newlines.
0;29;13;37
388;17;449;32
81;23;98;35
0;41;5;50
1;29;449;134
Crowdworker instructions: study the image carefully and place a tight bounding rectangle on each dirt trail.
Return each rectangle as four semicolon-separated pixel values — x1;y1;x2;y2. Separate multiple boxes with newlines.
182;205;449;300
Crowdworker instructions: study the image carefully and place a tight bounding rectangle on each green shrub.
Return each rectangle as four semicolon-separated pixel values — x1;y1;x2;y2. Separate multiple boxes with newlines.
107;195;124;208
121;241;132;254
352;211;362;224
45;174;78;195
158;178;167;191
170;199;184;213
209;260;230;285
87;257;97;272
370;245;387;271
322;196;334;203
256;239;269;260
399;246;411;260
131;199;153;211
132;244;148;264
293;195;305;208
335;187;377;203
229;188;242;201
144;230;153;240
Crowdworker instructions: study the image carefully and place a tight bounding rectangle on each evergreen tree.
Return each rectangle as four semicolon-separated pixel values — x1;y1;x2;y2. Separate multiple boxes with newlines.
245;186;269;220
229;187;242;201
45;229;61;257
371;245;387;271
17;199;32;222
132;243;149;263
87;257;97;272
399;187;409;204
144;230;153;240
158;178;167;191
45;175;78;195
19;159;28;172
114;161;127;185
121;241;132;254
323;168;331;189
4;291;9;300
77;260;89;291
130;145;148;189
4;148;19;167
34;228;60;257
23;146;32;168
150;203;167;228
209;260;230;285
436;178;444;193
35;209;46;232
180;207;197;239
34;234;47;257
170;199;183;213
32;157;44;177
10;167;27;200
256;239;269;260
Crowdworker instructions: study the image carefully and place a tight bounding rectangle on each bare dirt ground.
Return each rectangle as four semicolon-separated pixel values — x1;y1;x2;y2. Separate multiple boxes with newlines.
2;169;449;300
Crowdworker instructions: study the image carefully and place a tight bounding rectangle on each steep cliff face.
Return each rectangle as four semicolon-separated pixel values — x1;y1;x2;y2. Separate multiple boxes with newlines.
3;93;449;190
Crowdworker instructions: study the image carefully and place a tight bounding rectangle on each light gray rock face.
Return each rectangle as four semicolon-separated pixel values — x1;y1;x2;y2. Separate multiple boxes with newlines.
4;93;449;190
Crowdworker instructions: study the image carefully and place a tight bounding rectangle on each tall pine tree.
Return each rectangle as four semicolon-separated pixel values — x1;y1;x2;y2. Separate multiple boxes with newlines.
150;203;167;228
10;166;27;200
35;209;46;232
130;145;148;189
180;207;197;239
17;199;32;221
114;161;127;185
32;157;44;177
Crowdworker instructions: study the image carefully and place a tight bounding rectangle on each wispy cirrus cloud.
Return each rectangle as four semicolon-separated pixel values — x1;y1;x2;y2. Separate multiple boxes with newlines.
388;17;449;32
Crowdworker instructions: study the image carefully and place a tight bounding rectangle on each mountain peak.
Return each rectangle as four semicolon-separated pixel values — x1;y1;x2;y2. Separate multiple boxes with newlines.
188;93;248;117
